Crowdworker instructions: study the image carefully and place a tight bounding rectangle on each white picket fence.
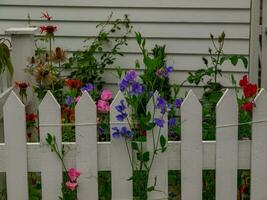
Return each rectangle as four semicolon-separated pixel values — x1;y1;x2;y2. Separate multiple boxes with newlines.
2;88;267;200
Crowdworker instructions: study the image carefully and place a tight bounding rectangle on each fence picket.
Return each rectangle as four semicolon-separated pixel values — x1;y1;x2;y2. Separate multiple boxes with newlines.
181;90;202;200
216;89;238;200
4;91;28;200
39;91;62;200
110;91;133;200
147;92;168;199
251;89;267;199
75;92;98;199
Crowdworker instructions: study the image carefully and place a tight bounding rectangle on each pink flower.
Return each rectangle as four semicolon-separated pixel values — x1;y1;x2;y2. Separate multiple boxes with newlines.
66;181;78;191
101;89;112;101
75;96;81;102
97;100;110;113
68;168;81;182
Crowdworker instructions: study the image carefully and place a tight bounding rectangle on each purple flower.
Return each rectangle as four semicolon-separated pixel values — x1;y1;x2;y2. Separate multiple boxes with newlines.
98;127;105;135
154;118;165;128
174;99;183;108
148;91;153;97
112;126;133;139
121;126;133;138
156;97;167;114
165;66;173;73
115;100;126;112
65;96;73;106
168;118;177;128
130;82;144;96
116;113;127;121
119;79;129;92
81;83;94;92
115;100;127;121
124;70;137;83
112;127;120;138
156;66;173;78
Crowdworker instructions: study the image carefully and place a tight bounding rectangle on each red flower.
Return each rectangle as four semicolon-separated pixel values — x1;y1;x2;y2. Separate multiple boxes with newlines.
243;83;257;98
39;25;57;34
62;106;75;123
15;81;29;89
65;79;83;89
41;11;52;21
241;102;254;112
239;75;249;87
26;113;38;121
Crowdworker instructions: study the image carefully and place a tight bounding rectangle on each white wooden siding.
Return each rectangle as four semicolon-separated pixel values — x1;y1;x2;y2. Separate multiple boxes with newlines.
0;0;251;91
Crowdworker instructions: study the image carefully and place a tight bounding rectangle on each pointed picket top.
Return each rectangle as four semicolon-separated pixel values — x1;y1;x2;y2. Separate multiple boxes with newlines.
39;90;62;200
253;88;267;105
39;90;60;110
216;89;238;112
251;88;267;200
146;90;168;199
76;91;96;110
4;91;24;109
110;90;125;108
110;89;133;199
4;90;28;200
75;91;98;199
181;89;202;200
181;89;201;109
215;89;238;200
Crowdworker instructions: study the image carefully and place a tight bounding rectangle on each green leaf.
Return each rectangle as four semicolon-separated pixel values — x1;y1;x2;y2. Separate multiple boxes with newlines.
115;66;123;78
229;55;238;66
147;186;154;192
132;142;139;151
160;135;167;151
219;56;227;65
135;32;142;45
46;133;53;145
143;151;150;162
135;60;141;69
240;56;248;69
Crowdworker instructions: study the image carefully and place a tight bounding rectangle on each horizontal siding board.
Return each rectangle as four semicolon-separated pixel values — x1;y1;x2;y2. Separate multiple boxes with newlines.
0;21;250;39
102;54;249;72
99;70;246;86
36;38;249;54
0;6;250;23
0;0;251;9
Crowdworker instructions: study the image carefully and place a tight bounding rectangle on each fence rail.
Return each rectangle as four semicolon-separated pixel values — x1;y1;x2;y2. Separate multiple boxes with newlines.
1;88;267;200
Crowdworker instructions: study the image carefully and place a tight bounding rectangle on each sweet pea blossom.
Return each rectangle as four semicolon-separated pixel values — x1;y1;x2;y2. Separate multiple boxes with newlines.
65;96;73;106
81;83;94;93
154;118;165;128
66;181;78;191
124;70;137;83
174;99;183;108
97;100;110;113
168;118;177;128
68;168;81;182
156;97;167;114
115;100;127;121
112;126;133;139
156;66;173;78
119;70;138;92
101;89;113;101
130;82;144;96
